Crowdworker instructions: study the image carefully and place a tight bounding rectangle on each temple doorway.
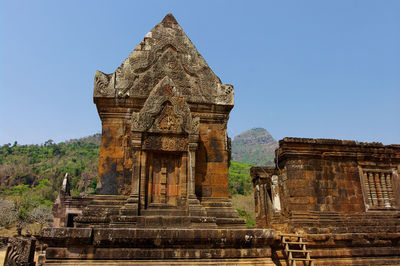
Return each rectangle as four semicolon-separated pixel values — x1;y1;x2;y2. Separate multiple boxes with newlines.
146;152;182;208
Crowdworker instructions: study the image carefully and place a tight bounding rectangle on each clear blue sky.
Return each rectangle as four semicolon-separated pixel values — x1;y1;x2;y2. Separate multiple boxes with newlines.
1;0;399;145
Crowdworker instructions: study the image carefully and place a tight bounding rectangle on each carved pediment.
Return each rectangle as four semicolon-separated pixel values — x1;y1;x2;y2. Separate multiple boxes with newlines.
94;14;234;105
153;103;180;133
131;76;199;135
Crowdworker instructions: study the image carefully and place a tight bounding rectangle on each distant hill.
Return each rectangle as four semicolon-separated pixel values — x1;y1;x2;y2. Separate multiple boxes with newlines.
0;134;101;196
231;128;278;166
65;133;101;146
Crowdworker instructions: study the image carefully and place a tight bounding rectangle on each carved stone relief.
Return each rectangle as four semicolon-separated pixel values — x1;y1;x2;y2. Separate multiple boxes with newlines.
143;134;188;152
4;237;36;266
131;76;198;135
93;14;234;105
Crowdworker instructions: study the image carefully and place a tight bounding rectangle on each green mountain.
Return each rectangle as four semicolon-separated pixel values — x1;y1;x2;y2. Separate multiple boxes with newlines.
0;134;101;197
231;128;278;166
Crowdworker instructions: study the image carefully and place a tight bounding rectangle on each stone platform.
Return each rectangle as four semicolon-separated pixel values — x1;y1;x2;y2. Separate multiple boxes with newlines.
41;259;275;265
39;228;275;264
270;232;400;265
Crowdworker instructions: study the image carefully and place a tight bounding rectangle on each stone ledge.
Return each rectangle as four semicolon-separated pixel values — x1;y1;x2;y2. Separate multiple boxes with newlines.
40;228;92;246
45;247;272;260
280;137;386;147
92;228;274;248
304;232;400;246
40;228;275;249
43;258;276;265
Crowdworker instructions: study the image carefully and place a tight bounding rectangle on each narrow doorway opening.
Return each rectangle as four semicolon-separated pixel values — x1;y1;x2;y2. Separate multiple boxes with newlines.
67;213;78;227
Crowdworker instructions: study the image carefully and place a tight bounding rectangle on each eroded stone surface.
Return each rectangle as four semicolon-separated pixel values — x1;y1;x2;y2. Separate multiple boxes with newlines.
93;14;234;106
40;228;275;261
39;13;268;265
51;14;243;230
4;237;36;266
252;137;400;265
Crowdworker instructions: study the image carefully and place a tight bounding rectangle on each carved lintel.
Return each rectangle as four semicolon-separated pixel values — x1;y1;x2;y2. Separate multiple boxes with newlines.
143;135;188;152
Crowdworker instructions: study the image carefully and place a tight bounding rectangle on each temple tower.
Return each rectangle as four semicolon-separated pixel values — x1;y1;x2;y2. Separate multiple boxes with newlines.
80;13;241;228
39;14;277;264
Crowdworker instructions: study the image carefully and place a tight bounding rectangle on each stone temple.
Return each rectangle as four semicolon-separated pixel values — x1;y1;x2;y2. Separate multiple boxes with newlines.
251;138;400;265
40;14;275;265
36;13;400;266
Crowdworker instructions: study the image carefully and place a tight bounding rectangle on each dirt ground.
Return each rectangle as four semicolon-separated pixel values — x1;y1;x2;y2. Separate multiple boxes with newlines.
0;248;6;264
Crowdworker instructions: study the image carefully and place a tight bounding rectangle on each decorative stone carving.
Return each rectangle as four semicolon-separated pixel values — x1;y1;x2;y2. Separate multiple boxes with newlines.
143;134;188;151
93;14;234;105
4;237;36;266
216;84;234;105
131;76;194;134
191;116;200;135
93;71;114;97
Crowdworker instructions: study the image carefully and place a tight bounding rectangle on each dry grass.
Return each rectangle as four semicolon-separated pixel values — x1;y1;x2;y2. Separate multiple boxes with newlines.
0;248;5;264
0;226;17;238
0;223;45;238
231;193;255;221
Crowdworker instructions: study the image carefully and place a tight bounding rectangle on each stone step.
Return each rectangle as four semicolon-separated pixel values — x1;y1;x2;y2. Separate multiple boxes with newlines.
281;233;306;237
312;257;400;266
302;226;400;234
43;258;276;265
287;249;311;253
90;200;126;205
200;200;233;208
283;241;309;245
205;207;240;218
289;258;314;262
216;218;246;225
290;213;400;219
141;208;187;216
290;220;400;226
89;195;128;201
146;203;182;209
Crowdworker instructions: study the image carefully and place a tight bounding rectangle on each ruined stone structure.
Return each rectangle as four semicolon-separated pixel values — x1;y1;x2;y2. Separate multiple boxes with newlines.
39;14;276;265
252;138;400;265
53;13;242;230
4;237;36;266
39;13;400;265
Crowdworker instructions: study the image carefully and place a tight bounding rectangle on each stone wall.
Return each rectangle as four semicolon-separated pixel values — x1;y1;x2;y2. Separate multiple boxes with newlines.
275;138;400;214
196;116;230;199
252;138;400;227
95;98;140;195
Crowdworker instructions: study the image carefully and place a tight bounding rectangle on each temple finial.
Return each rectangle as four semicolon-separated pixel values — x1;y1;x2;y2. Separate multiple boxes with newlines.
161;13;178;27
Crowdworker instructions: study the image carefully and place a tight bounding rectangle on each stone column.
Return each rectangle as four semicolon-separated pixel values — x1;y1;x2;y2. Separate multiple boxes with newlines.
186;134;208;217
121;132;141;216
188;134;199;199
139;150;148;209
